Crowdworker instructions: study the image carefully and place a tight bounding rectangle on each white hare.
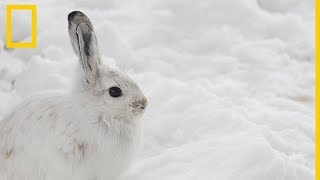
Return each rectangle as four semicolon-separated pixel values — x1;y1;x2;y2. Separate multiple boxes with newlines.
0;11;147;180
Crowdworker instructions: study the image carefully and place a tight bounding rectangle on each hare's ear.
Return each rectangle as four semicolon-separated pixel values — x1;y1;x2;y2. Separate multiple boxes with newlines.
68;11;101;87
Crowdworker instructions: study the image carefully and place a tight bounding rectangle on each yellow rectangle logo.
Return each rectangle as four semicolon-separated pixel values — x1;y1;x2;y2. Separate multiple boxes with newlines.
6;4;37;48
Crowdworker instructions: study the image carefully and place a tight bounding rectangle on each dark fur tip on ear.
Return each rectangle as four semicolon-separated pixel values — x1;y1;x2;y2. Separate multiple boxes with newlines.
68;10;95;57
68;11;93;32
68;11;83;22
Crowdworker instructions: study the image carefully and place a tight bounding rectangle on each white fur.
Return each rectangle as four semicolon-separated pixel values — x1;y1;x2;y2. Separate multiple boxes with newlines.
0;11;147;180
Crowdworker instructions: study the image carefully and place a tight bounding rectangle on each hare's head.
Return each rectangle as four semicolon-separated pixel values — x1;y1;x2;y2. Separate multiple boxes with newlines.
68;11;147;120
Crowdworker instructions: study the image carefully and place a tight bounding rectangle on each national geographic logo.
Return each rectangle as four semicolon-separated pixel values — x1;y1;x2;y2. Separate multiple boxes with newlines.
6;4;36;48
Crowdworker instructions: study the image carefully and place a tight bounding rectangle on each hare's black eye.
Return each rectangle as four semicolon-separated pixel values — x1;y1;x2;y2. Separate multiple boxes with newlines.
109;86;122;97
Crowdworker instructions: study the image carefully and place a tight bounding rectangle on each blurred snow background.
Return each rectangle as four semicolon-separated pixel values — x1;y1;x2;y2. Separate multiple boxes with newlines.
0;0;315;179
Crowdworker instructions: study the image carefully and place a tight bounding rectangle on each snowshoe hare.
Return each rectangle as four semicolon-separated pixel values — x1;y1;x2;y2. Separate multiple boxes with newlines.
0;11;147;180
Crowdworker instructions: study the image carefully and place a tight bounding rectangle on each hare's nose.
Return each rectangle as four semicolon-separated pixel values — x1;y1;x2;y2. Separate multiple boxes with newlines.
141;97;148;110
130;98;148;110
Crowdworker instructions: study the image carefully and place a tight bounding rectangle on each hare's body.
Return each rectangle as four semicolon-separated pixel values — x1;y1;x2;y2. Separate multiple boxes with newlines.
0;11;147;180
0;94;141;180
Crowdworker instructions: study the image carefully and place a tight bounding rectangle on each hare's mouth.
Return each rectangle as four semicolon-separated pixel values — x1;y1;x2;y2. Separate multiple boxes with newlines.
130;104;146;111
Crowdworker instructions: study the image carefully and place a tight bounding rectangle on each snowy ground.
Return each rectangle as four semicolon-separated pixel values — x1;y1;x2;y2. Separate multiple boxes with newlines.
0;0;315;179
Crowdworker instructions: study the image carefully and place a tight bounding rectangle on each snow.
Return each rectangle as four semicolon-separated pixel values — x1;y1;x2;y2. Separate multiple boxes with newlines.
0;0;315;179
